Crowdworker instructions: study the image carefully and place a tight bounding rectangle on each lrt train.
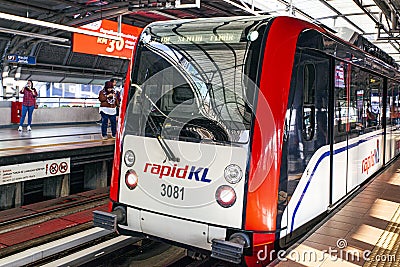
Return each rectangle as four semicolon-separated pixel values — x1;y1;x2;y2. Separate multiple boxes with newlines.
94;15;400;266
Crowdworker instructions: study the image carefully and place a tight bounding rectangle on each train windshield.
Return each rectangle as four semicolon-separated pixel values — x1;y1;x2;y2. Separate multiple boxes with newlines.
126;18;267;144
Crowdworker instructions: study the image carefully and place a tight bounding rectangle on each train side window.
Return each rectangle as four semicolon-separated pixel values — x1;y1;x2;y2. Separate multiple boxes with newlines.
347;66;363;138
364;74;383;131
334;61;347;137
302;63;316;141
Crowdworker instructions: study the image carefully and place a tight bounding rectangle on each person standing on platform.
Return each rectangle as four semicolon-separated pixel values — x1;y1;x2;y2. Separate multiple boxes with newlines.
18;80;37;131
98;81;119;140
110;78;121;120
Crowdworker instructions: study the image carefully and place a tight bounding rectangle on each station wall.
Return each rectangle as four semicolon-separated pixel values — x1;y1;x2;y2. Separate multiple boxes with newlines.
33;107;100;124
0;103;11;125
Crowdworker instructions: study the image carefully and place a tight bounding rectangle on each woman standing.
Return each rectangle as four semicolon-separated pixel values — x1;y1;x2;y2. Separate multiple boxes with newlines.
98;81;119;140
18;80;37;131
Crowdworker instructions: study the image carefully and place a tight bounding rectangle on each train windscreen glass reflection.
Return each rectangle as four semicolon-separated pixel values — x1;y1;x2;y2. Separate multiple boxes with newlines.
125;20;261;145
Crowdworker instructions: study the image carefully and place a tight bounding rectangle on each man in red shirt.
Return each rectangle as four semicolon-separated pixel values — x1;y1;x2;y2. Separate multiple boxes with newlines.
18;80;37;131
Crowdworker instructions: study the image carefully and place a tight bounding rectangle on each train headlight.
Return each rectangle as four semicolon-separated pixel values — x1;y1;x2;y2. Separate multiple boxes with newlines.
224;164;242;184
125;170;138;190
215;185;236;208
247;31;259;42
124;150;135;167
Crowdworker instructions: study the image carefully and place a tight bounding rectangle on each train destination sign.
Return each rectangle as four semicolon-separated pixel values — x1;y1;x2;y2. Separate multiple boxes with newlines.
0;158;70;185
158;31;243;45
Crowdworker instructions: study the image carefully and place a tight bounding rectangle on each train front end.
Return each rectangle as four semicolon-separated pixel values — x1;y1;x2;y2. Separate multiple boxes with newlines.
97;16;281;266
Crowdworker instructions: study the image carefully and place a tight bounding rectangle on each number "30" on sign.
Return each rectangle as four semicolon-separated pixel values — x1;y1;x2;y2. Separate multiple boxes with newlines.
106;39;125;53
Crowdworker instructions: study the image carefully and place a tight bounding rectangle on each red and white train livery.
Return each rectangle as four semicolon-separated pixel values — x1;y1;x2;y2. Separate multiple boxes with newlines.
94;15;400;266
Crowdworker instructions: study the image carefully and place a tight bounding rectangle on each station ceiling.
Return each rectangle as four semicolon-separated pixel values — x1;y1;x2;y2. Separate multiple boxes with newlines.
0;0;251;86
255;0;400;62
1;0;400;86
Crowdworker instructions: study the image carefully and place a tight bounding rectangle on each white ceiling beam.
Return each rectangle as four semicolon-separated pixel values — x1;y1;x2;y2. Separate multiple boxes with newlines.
0;26;69;43
0;12;123;41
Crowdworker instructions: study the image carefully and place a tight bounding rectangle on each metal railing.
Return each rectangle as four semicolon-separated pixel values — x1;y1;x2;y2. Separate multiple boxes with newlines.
35;97;99;108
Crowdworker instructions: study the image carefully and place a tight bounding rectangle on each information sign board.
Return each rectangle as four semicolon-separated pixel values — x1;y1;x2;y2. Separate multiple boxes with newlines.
0;158;70;185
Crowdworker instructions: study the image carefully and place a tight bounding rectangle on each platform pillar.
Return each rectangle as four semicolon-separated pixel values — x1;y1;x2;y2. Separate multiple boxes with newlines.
14;182;23;207
84;161;107;190
0;184;17;209
43;176;62;199
99;161;108;188
60;174;70;197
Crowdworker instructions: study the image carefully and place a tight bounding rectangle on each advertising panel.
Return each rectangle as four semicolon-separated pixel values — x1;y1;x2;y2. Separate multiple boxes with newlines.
73;20;142;59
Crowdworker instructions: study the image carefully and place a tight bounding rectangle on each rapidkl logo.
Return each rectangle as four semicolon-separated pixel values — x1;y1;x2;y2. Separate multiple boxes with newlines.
143;163;211;183
362;140;380;174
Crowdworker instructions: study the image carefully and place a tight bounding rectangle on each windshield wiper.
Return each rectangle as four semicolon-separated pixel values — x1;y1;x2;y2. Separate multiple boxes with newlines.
132;84;180;162
147;115;180;162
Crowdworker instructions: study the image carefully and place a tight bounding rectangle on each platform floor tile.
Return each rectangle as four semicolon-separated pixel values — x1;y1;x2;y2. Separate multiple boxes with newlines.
363;205;400;267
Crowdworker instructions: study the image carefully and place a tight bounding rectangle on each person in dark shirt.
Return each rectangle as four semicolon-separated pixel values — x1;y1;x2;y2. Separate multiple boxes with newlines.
98;81;120;139
18;80;37;131
110;78;121;118
96;78;119;125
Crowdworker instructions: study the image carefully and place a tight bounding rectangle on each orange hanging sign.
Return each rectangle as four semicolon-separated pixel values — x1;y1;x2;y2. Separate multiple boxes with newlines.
73;20;142;59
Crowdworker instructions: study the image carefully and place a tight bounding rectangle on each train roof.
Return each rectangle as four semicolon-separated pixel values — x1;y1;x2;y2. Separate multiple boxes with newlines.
145;15;273;27
142;15;400;77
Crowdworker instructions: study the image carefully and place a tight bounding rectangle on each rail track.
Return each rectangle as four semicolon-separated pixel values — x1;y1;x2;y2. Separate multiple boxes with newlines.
0;194;108;258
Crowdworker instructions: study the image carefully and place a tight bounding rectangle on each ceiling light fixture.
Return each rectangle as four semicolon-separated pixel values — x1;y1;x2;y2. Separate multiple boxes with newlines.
175;0;200;8
14;66;21;80
220;0;259;16
2;65;9;78
0;12;123;41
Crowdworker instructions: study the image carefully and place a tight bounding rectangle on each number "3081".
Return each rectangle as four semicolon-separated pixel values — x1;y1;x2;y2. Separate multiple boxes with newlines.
161;183;184;200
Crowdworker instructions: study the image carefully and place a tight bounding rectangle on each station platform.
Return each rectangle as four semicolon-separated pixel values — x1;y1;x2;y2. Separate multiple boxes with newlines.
273;159;400;266
0;124;114;157
0;124;116;210
0;124;115;166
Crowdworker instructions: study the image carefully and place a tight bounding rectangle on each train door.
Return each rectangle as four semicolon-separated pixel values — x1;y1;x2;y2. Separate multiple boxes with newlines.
346;65;364;192
332;62;384;204
332;60;362;203
386;80;400;161
332;60;350;203
393;84;400;157
357;73;383;184
385;82;394;163
279;45;330;244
